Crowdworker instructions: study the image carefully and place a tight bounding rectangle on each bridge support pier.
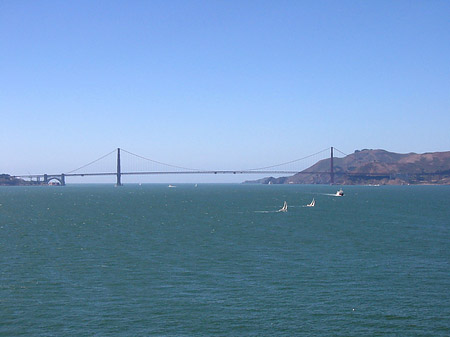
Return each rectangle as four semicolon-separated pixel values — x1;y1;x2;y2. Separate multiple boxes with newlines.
41;174;66;186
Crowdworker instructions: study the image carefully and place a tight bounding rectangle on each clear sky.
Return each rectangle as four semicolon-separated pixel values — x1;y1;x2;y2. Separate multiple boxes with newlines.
1;1;449;183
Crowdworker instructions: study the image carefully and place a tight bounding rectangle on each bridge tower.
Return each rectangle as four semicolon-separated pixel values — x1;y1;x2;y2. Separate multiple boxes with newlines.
116;148;122;186
330;146;334;184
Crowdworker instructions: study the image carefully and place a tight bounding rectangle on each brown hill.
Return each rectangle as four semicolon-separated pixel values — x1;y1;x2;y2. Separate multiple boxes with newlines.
245;149;450;185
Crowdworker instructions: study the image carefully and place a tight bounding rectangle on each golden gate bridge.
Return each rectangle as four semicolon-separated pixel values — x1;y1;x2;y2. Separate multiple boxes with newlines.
12;147;347;186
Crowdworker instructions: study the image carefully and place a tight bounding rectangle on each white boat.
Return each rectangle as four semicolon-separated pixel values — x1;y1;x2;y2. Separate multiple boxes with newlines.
335;189;344;196
278;201;288;212
306;198;315;207
168;184;176;188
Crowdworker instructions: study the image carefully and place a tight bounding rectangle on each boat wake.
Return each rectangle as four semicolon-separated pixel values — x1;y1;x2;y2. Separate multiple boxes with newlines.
254;199;317;212
255;204;312;212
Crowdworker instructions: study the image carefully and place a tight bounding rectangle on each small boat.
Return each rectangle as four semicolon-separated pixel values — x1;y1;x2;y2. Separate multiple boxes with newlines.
306;198;315;207
278;201;288;212
335;189;344;196
168;184;176;188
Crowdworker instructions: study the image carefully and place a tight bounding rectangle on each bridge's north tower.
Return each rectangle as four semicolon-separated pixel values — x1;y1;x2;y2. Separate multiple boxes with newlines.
330;146;334;184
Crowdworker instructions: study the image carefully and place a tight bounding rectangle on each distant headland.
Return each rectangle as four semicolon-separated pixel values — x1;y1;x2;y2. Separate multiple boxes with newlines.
244;149;450;185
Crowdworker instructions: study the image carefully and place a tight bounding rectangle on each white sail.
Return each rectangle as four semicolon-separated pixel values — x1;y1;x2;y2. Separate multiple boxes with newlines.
307;198;315;207
278;201;288;212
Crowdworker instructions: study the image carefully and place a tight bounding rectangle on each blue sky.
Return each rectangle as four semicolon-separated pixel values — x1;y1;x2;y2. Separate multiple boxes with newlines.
1;1;449;183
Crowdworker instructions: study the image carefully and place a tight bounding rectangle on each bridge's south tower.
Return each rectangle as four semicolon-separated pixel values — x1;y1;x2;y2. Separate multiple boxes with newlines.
116;148;122;186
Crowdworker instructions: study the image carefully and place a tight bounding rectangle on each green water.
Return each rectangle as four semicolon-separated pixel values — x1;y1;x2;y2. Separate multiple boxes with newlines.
0;184;449;336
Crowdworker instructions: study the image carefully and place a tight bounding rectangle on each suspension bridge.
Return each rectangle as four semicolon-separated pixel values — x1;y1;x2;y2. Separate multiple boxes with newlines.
12;147;346;186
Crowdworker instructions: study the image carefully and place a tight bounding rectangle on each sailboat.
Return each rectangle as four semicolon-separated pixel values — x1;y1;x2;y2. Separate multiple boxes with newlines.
335;189;344;196
306;198;315;207
278;201;288;212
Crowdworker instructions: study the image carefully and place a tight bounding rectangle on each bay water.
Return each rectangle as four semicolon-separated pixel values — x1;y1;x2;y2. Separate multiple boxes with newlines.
1;184;449;336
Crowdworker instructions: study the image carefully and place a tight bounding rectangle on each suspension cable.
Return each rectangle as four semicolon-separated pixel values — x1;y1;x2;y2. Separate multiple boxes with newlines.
245;148;331;171
333;147;348;157
121;148;201;171
66;147;346;175
66;149;117;174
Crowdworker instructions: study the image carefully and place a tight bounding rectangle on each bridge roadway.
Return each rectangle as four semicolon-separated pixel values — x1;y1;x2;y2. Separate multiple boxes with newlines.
11;170;309;186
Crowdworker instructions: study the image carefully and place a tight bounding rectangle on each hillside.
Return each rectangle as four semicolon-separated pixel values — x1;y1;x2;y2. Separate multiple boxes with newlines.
244;149;450;185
